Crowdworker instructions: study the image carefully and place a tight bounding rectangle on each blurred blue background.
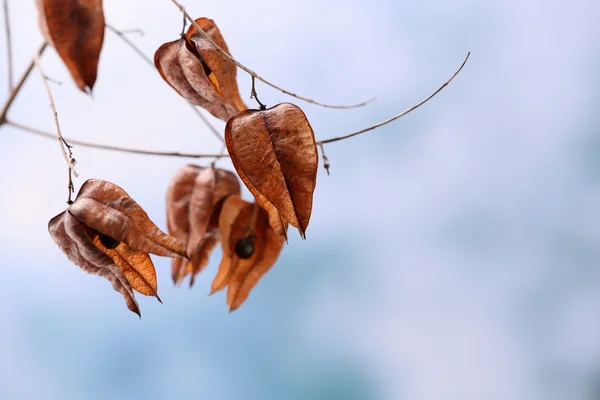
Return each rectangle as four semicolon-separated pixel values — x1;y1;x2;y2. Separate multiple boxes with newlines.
1;0;599;399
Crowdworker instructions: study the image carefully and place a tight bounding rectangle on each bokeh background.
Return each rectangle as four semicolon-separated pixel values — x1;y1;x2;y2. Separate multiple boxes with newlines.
1;0;599;399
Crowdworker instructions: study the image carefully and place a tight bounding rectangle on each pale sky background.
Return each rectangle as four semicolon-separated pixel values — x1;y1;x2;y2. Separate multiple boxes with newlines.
1;0;600;399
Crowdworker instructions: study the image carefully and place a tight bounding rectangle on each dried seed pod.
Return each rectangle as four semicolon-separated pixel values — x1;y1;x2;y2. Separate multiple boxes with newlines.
166;165;241;285
49;179;187;316
225;103;318;240
212;196;285;311
36;0;105;92
185;18;247;113
154;17;247;121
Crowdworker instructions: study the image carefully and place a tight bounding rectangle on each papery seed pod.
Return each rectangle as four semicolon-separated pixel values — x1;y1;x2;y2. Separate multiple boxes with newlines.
211;196;285;312
49;179;187;316
225;103;318;240
36;0;105;92
166;165;241;285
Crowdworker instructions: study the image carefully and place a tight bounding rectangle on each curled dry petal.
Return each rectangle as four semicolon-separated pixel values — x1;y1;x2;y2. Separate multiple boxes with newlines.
166;165;198;282
210;194;247;293
227;219;285;311
166;165;240;285
187;168;217;258
94;236;160;302
36;0;105;92
186;18;247;113
216;195;248;258
225;103;318;240
49;211;140;316
48;179;187;316
189;233;219;287
71;179;187;258
212;196;285;311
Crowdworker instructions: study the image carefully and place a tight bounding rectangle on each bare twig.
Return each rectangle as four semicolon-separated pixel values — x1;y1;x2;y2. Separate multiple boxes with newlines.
186;106;225;143
105;22;225;144
0;42;47;125
33;54;78;204
105;24;151;67
1;17;467;174
180;11;187;36
3;0;13;89
4;51;469;165
318;143;330;175
317;52;470;145
171;0;375;110
44;75;63;85
5;120;229;159
117;28;144;36
250;75;266;110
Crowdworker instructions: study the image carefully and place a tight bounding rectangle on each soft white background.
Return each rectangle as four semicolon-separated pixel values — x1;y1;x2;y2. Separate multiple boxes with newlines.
1;0;599;399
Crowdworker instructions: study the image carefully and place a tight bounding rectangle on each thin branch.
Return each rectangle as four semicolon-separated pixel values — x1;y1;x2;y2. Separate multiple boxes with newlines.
3;0;13;89
105;23;151;67
0;22;468;169
5;120;229;159
186;104;225;144
171;0;375;110
117;28;144;36
5;52;469;163
33;54;78;204
0;42;47;124
105;22;225;144
250;75;266;110
318;143;330;175
43;75;63;85
317;52;470;145
180;10;187;36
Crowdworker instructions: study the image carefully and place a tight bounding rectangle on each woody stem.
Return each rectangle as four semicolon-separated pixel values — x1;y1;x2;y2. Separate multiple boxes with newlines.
250;75;266;110
3;0;13;90
0;42;47;125
33;53;78;204
4;121;229;159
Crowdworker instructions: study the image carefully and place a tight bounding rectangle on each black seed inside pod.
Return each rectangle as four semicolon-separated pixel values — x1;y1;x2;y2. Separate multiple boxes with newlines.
235;236;255;259
98;233;120;250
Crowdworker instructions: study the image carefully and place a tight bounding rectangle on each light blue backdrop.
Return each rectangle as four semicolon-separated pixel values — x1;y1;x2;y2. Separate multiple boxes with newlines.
1;0;599;399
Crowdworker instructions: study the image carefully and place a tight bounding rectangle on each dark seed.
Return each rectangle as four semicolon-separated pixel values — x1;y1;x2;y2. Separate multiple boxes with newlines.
235;236;254;259
98;233;120;250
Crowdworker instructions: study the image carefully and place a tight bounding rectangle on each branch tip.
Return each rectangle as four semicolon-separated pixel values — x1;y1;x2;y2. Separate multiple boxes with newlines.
317;51;471;145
